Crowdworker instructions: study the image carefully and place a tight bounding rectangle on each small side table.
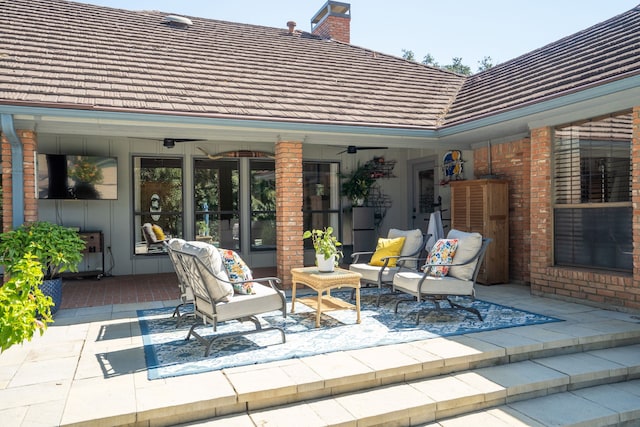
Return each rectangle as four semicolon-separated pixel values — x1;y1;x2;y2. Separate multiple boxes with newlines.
291;266;362;328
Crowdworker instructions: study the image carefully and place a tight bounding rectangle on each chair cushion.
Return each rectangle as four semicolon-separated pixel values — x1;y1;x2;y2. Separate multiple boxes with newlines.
142;223;158;243
393;270;474;296
349;262;398;284
388;228;423;257
181;241;234;302
168;237;186;250
218;249;255;295
152;224;166;240
447;229;483;281
214;282;284;323
388;228;423;268
369;237;406;267
425;238;458;277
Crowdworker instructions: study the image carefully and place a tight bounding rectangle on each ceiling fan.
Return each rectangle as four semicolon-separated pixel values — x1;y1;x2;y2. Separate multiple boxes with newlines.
337;145;388;155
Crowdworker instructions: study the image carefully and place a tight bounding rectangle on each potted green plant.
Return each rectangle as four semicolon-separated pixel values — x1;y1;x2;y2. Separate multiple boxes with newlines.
341;163;376;206
0;221;86;314
196;220;209;236
303;227;343;272
0;254;54;352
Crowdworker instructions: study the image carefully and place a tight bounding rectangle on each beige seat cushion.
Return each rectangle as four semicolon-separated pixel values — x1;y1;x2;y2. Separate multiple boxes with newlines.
168;238;186;250
181;241;234;302
388;228;423;257
393;269;474;296
215;282;284;323
349;262;398;283
446;229;483;281
142;222;159;243
388;228;423;268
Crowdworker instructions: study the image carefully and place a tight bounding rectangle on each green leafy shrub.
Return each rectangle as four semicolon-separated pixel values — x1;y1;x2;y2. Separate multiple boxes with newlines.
0;221;85;279
0;254;53;352
0;221;85;352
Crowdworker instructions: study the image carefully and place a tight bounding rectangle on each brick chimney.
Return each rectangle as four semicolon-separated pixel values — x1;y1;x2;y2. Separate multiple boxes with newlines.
311;1;351;44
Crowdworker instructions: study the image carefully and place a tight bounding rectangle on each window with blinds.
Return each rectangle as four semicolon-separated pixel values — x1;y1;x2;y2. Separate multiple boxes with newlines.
553;112;632;272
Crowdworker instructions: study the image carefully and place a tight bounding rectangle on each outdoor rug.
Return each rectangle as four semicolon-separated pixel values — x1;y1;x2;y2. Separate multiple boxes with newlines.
138;289;562;380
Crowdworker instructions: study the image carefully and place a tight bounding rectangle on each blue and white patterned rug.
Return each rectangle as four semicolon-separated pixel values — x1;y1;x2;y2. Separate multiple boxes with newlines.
138;289;561;380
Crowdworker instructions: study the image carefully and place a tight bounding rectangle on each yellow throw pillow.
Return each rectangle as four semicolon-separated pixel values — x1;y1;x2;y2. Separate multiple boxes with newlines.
151;224;166;241
368;237;406;267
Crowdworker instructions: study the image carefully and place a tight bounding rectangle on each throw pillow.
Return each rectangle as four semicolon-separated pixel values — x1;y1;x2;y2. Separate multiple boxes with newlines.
218;249;255;294
151;224;166;241
446;229;483;281
181;241;234;302
425;238;458;277
368;236;406;267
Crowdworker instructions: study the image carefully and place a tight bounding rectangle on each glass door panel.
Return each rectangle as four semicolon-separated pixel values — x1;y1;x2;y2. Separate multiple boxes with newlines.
250;160;276;250
194;158;240;249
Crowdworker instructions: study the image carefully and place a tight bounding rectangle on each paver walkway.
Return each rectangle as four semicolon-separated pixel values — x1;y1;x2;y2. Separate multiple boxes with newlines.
1;281;639;426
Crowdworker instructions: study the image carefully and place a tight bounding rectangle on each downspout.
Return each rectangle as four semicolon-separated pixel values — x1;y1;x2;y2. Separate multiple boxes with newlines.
0;114;25;228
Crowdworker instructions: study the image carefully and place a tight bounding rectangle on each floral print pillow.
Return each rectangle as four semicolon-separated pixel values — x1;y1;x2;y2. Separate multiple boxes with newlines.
424;239;458;277
218;249;255;294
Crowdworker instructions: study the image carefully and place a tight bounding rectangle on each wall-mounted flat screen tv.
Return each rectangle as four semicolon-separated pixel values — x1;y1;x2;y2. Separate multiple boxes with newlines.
37;154;118;200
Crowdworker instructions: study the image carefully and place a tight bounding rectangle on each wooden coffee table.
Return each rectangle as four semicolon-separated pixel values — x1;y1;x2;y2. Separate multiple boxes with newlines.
291;266;362;328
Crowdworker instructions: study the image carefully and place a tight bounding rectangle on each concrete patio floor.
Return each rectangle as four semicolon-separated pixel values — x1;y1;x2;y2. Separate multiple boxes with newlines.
1;281;640;426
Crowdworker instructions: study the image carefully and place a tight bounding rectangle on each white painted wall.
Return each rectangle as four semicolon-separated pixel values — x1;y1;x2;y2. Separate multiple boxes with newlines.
36;134;443;275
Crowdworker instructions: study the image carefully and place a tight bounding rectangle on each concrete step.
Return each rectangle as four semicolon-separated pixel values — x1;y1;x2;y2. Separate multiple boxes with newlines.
171;341;640;427
420;379;640;427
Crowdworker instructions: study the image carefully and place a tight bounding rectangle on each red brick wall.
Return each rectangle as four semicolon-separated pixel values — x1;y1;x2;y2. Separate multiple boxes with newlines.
1;130;38;231
474;138;531;283
275;140;304;287
312;15;350;43
528;115;639;311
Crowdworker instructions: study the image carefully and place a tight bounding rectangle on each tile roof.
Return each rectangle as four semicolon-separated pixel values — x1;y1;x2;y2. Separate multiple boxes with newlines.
0;0;464;129
445;5;640;125
0;0;638;131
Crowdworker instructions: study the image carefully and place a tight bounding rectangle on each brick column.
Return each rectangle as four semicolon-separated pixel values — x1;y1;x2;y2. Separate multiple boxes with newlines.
1;129;37;231
275;140;303;287
529;126;553;295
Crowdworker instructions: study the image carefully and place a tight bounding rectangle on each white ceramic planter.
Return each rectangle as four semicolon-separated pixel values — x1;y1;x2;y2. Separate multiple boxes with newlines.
316;253;335;272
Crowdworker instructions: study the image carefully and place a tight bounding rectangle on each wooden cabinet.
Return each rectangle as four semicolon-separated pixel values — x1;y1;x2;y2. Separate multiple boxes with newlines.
450;179;508;284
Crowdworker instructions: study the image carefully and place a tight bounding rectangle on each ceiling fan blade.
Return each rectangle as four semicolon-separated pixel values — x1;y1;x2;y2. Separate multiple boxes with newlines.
337;145;388;154
169;138;205;143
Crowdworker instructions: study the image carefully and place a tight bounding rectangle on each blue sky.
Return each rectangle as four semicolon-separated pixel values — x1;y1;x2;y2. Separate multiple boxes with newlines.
75;0;638;71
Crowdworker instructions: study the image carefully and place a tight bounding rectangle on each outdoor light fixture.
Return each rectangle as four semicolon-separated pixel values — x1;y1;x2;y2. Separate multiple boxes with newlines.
163;138;176;148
